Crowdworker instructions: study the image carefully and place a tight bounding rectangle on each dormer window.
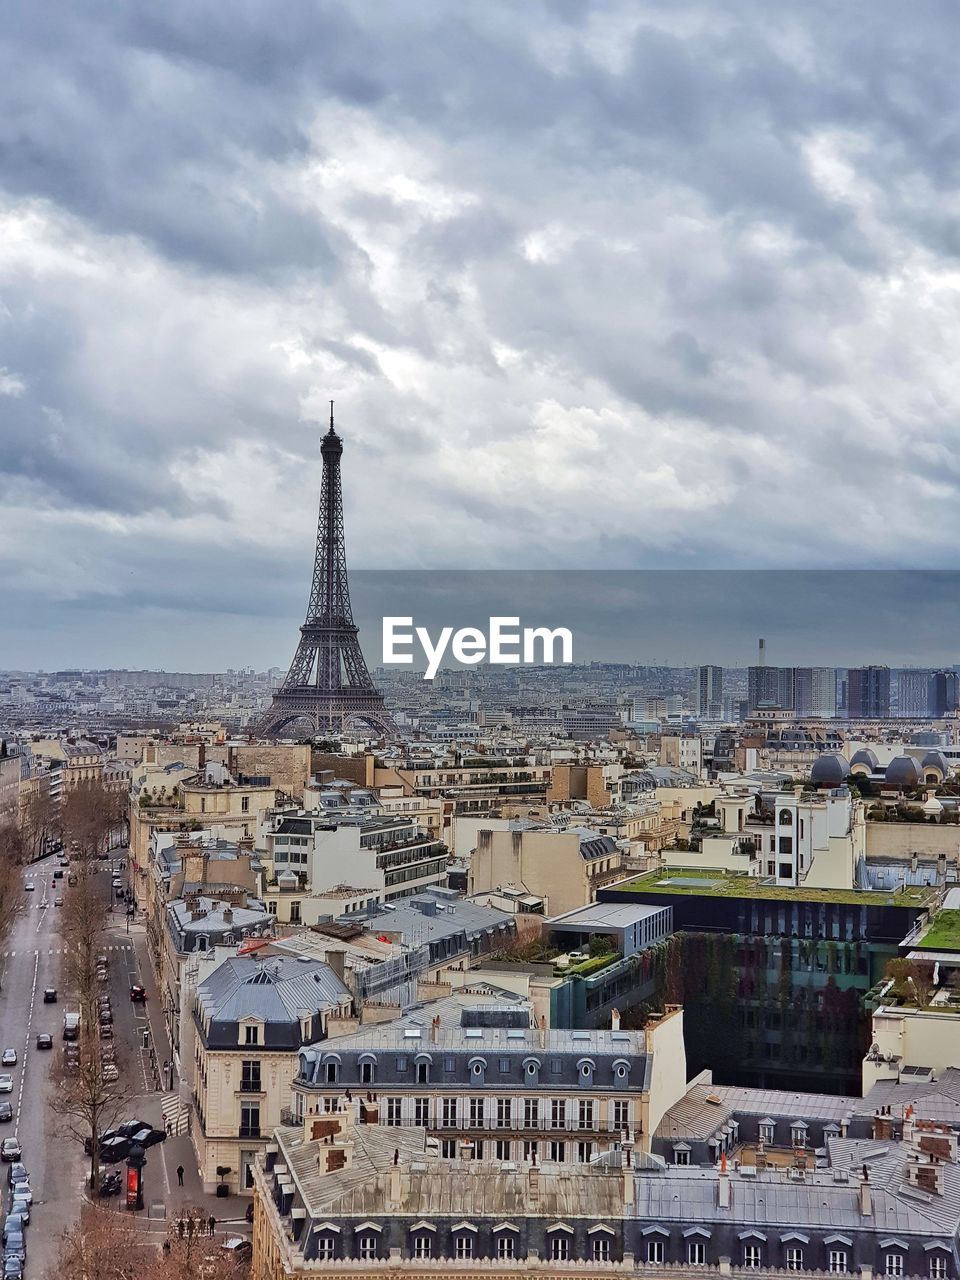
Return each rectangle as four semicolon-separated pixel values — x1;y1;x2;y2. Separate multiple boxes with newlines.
577;1058;596;1087
359;1055;376;1085
468;1057;487;1083
523;1057;541;1084
612;1058;630;1082
415;1054;432;1085
321;1054;341;1085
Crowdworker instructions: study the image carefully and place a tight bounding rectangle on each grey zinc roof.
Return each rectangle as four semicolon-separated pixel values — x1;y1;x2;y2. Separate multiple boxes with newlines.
196;955;351;1025
364;893;513;945
549;901;669;929
856;1071;960;1125
709;1083;858;1124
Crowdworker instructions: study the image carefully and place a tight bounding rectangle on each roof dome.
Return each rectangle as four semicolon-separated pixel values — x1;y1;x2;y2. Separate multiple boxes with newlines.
810;753;851;788
884;755;921;789
921;751;951;780
850;748;879;773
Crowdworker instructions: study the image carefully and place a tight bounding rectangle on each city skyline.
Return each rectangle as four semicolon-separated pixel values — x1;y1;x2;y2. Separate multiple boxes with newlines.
4;5;960;664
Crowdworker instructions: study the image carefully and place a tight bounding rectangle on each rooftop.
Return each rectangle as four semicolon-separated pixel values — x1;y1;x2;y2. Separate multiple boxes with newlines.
616;868;937;907
916;911;960;952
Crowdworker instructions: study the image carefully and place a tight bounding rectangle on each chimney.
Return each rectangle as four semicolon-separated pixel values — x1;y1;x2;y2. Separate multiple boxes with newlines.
430;1015;440;1045
758;638;766;667
388;1160;402;1206
611;1007;621;1032
325;949;345;983
528;1164;540;1203
911;852;919;873
538;1015;547;1050
222;907;233;925
717;1162;731;1209
903;1105;915;1148
622;1164;634;1207
859;1166;872;1218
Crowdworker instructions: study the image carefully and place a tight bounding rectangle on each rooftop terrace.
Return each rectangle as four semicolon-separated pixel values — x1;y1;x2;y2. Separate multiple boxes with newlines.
616;867;938;907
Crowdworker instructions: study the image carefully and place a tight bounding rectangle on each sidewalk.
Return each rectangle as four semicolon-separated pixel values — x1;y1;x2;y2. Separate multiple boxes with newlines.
110;921;251;1232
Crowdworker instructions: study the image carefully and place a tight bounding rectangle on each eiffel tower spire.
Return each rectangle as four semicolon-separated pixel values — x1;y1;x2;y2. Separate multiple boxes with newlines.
254;409;398;739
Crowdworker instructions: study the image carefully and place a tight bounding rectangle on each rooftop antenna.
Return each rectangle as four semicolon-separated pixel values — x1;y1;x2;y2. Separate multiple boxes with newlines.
328;399;335;434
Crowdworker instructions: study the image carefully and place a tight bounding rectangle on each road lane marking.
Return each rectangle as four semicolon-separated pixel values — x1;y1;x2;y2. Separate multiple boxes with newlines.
16;952;39;1128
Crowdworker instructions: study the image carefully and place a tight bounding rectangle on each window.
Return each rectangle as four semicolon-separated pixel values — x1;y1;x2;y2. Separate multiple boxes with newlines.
791;1125;807;1148
647;1240;664;1264
759;1124;774;1145
744;1245;762;1269
290;901;301;924
830;1251;849;1274
786;1248;804;1271
593;1237;611;1262
239;1102;260;1139
442;1098;457;1126
455;1236;474;1259
440;1140;457;1158
613;1100;629;1133
414;1097;429;1126
674;1148;690;1166
267;901;277;915
578;1100;594;1130
779;809;793;825
416;1061;429;1084
240;1060;261;1092
324;1061;338;1085
550;1099;566;1129
317;1237;335;1261
360;1060;375;1085
549;1140;566;1162
498;1057;510;1072
469;1097;484;1126
886;1256;904;1278
396;1056;407;1071
779;862;792;879
578;1141;594;1163
241;796;250;813
443;1057;455;1072
471;1139;484;1159
929;1258;948;1280
497;1098;512;1128
386;1098;402;1126
550;1059;562;1074
243;1025;259;1045
497;1236;515;1260
495;1139;511;1160
358;1236;378;1260
550;1236;569;1262
523;1098;539;1129
413;1236;431;1259
779;836;793;856
688;1241;706;1266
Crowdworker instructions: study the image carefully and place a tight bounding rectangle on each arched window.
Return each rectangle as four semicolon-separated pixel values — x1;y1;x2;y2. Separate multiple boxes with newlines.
779;809;793;825
577;1058;596;1086
359;1054;377;1086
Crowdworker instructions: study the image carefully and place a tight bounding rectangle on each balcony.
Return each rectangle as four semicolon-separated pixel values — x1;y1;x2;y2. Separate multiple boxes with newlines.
238;1125;261;1139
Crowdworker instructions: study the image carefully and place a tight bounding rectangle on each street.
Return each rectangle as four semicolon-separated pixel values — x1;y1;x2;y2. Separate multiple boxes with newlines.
0;852;147;1272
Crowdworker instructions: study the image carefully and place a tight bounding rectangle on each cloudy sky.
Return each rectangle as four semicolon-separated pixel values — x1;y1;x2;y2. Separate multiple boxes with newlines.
2;1;959;670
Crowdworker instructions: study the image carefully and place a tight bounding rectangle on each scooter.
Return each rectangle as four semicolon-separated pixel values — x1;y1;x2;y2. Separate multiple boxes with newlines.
98;1172;122;1197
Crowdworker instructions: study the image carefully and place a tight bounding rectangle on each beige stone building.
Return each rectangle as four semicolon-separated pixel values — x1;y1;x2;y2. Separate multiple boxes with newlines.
468;824;627;917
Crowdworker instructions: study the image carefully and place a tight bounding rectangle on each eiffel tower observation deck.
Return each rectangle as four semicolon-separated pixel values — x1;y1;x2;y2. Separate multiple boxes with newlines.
254;405;398;740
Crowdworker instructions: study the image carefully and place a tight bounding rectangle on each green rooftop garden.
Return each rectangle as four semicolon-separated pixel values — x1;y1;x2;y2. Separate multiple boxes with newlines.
617;867;936;908
917;911;960;952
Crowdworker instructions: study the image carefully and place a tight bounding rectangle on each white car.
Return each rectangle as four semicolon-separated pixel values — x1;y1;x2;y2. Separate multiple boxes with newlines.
0;1079;13;1095
102;1064;119;1083
1;1052;16;1069
22;885;33;894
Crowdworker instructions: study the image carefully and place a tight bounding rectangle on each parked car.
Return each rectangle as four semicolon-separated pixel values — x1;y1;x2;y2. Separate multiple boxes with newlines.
5;1159;25;1183
95;954;108;969
0;1105;14;1125
52;869;63;881
98;1010;113;1026
0;1139;17;1164
54;897;63;907
1;1054;16;1070
0;1080;12;1097
9;1185;29;1208
42;988;56;1004
98;1135;129;1163
100;1046;116;1064
3;1256;22;1280
98;1025;113;1041
35;1034;52;1052
2;1217;24;1250
8;1200;27;1227
130;985;146;1003
96;969;108;983
221;1239;253;1263
21;886;32;895
102;1064;119;1083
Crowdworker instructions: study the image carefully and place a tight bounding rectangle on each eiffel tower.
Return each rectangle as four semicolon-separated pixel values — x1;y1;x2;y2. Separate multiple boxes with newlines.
254;405;398;740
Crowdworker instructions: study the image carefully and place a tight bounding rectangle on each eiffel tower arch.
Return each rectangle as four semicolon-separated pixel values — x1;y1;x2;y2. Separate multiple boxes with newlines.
253;406;399;740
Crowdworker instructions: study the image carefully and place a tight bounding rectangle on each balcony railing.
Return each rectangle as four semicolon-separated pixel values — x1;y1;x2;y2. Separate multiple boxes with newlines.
239;1125;261;1139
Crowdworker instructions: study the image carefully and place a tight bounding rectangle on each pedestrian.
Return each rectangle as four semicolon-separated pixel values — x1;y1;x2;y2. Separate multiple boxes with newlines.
208;1215;216;1237
187;1217;195;1238
162;1241;171;1257
177;1220;184;1240
176;1163;184;1187
166;1119;172;1136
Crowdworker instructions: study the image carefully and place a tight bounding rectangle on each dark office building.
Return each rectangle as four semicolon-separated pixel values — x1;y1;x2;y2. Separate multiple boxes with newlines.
846;666;891;719
747;665;795;713
929;670;960;718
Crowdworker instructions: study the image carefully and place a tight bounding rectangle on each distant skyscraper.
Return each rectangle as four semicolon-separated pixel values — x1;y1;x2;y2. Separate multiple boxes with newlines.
898;669;933;718
794;667;837;718
747;665;795;713
697;665;724;718
847;666;891;719
929;671;960;719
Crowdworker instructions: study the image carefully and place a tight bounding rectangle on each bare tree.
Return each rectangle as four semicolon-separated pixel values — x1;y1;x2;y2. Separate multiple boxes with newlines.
50;1204;154;1280
61;780;126;865
50;1023;128;1190
0;803;27;959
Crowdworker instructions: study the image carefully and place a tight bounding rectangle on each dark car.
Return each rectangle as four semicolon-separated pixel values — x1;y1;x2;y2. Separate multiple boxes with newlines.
52;869;63;881
3;1257;22;1280
0;1105;13;1125
35;1034;52;1051
129;985;146;1003
99;1136;130;1164
118;1119;153;1138
98;1009;113;1025
42;989;56;1004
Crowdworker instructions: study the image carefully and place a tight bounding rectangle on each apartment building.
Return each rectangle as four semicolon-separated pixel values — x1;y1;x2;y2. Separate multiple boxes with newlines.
291;999;686;1164
191;952;351;1193
468;823;627;916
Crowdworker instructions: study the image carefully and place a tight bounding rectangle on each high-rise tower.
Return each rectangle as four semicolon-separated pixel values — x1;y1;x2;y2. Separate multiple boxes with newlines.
254;406;398;739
